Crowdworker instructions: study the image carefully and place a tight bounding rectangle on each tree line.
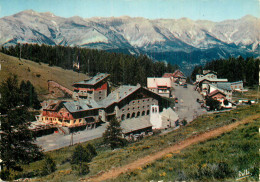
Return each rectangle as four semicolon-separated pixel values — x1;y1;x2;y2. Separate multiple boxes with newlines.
1;44;178;86
191;56;259;86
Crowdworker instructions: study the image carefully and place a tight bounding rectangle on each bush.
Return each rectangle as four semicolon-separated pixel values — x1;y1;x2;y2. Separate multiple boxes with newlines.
86;143;97;159
206;97;221;110
40;155;56;176
72;162;90;175
181;119;188;126
71;144;92;165
0;168;11;181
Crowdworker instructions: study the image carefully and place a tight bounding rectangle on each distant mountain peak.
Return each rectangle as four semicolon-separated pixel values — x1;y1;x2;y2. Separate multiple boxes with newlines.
0;10;259;65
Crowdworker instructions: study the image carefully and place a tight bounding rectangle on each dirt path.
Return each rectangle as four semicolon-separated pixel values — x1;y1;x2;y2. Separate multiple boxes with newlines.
84;114;260;182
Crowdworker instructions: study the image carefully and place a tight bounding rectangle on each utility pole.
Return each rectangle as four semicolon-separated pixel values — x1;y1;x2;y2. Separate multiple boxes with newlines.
70;132;73;146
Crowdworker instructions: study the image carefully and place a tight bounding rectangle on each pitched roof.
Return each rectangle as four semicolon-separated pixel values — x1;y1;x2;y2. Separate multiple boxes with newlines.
198;78;228;83
98;85;141;108
208;89;226;97
121;116;152;134
172;70;185;78
162;73;173;78
231;81;243;85
147;77;172;88
215;82;232;91
161;107;179;121
73;73;109;86
202;70;217;75
63;99;101;113
45;100;63;111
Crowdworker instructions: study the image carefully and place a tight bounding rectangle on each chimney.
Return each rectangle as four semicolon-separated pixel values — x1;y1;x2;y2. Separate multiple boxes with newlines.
116;91;120;101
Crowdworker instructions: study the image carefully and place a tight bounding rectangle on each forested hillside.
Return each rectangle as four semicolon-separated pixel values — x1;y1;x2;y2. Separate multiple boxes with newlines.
1;44;178;86
191;56;259;86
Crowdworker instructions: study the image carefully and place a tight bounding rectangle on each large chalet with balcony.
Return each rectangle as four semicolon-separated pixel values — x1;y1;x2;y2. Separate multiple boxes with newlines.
72;73;109;101
147;77;172;98
37;74;170;129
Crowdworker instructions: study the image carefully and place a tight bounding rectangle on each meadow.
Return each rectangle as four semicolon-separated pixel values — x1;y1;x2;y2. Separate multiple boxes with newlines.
0;52;86;98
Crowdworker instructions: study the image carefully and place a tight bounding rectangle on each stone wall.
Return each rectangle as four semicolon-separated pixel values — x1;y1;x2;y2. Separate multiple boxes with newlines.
48;80;73;97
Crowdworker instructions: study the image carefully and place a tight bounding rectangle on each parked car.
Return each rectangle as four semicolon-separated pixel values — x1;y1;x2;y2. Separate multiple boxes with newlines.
183;84;187;88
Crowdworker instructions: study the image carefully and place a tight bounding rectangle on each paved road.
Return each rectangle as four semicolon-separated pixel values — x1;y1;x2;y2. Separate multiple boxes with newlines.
36;122;108;152
173;84;206;122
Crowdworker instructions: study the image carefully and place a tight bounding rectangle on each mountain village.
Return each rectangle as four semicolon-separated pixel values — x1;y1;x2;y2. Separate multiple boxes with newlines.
29;67;251;151
0;5;259;181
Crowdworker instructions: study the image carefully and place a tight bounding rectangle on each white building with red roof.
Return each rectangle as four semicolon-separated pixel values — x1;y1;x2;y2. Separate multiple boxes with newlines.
147;77;172;98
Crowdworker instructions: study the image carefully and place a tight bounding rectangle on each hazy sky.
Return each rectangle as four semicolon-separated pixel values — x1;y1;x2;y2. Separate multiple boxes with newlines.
0;0;259;21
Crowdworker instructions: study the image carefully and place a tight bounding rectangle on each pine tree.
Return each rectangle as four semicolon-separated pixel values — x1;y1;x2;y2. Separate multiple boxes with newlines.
103;117;127;149
70;144;91;175
0;75;43;175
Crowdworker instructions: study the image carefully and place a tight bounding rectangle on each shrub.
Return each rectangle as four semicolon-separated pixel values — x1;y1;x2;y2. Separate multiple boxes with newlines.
71;144;92;165
72;162;90;175
40;155;56;176
181;119;188;126
86;143;97;159
0;168;11;181
206;97;220;110
36;74;41;78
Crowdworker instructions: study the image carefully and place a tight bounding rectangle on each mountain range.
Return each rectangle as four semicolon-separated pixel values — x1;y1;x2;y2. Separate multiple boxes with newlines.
0;10;259;71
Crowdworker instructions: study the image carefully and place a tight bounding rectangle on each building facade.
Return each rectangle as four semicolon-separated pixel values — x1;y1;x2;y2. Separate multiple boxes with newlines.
37;84;168;128
147;77;172;98
72;73;110;101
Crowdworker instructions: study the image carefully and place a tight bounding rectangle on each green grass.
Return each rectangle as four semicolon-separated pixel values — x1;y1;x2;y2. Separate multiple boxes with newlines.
112;118;259;182
0;52;87;98
10;103;260;181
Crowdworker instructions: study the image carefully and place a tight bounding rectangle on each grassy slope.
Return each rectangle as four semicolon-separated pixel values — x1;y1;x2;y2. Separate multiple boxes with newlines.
11;103;259;181
112;117;259;181
0;52;87;95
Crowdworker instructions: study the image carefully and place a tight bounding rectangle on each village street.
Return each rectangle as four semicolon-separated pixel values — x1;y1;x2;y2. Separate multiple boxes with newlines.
36;84;206;152
36;123;108;152
173;84;206;122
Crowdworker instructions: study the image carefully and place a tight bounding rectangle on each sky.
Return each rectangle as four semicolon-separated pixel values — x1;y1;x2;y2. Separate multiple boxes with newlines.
0;0;259;21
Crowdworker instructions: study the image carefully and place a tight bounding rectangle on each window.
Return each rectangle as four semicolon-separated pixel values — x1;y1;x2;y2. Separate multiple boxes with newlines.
99;97;102;100
99;91;102;94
